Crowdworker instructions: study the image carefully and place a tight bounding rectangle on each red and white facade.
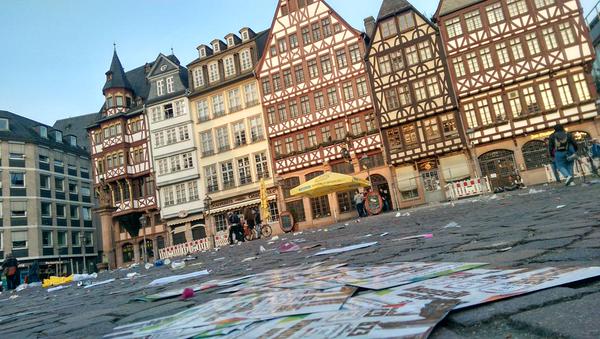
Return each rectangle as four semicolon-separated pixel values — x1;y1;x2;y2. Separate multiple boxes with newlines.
257;0;394;229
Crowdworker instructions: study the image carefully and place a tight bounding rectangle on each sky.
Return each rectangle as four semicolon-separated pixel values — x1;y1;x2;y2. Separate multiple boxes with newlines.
0;0;598;126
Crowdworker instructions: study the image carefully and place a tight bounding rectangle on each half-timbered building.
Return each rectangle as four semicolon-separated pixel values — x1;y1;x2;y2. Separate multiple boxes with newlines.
257;0;394;229
436;0;599;188
366;0;470;207
87;50;167;268
188;28;280;244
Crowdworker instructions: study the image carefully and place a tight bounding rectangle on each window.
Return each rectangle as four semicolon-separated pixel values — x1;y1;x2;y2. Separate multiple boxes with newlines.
343;82;354;101
426;77;440;97
41;202;52;217
466;52;479;73
399;85;411;106
385;89;400;110
249;116;264;142
390;50;404;72
278;38;287;54
163;103;174;120
465;10;482;32
334;122;345;140
508;91;523;117
510;38;524;60
240;50;252;71
387;128;402;150
156;79;164;96
539;83;555;110
294;65;305;84
327;87;339;107
289;33;299;49
244;83;258;106
378;55;392;75
278;104;288;122
41;230;53;248
56;204;66;218
559;23;575;45
166;128;176;144
212;94;225;117
68;181;78;194
523;140;550;170
290;101;299;118
170;154;182;173
557;78;573;105
349;44;361;64
310;195;331;220
350;116;362;136
208;62;219;83
453;58;466;77
182;152;193;169
284;137;294;154
322;18;331;37
477;99;493;125
300;96;311;114
480;48;493;69
221;161;235;188
418;41;432;61
381;18;397;38
267;107;276;125
200;131;214;156
228;89;242;112
255;152;269;179
223;56;236;77
83;207;92;220
158;159;168;175
508;0;527;17
40;174;50;189
301;26;311;45
522;87;540;115
262;78;271;95
213;42;221;52
233;121;247;147
464;103;478;128
39;154;49;163
543;28;558;50
237;157;252;185
178;125;190;141
441;113;457;136
446;17;462;38
308;59;319;78
283;69;292;88
402;124;418;148
216;126;230;152
12;231;27;249
312;22;321;41
336;49;348;69
573;73;591;101
398;12;414;31
497;43;510;65
72;231;80;246
193;68;204;88
286;200;306;223
195;100;209;122
188;181;199;201
57;231;67;247
0;118;9;130
526;33;541;55
321;126;331;143
166;77;174;93
10;172;25;188
423;117;441;141
314;91;325;110
414;80;427;102
406;45;418;66
272;74;281;91
491;95;507;121
307;130;318;147
205;165;219;192
274;140;283;156
214;214;227;232
486;3;505;25
356;77;368;97
175;183;186;204
332;162;354;175
535;0;555;8
320;55;332;75
70;205;79;219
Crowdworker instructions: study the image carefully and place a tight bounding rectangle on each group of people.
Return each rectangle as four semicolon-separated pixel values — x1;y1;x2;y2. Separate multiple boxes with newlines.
227;207;262;245
1;254;41;291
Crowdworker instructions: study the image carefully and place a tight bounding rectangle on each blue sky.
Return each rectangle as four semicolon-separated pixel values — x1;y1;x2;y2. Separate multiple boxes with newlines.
0;0;597;125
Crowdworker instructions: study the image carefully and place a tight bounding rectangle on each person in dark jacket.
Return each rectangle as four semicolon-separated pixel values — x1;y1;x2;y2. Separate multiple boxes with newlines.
548;124;578;186
27;260;40;283
2;253;20;290
227;212;244;244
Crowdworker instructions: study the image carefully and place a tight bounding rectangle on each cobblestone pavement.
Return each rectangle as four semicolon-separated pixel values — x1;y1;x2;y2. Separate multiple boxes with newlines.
1;182;600;338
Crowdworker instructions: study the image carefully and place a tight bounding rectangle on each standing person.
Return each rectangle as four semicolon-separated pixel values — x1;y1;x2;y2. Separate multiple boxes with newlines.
548;124;578;186
354;191;365;218
27;260;40;284
243;207;255;240
2;253;20;290
253;209;262;239
227;211;244;244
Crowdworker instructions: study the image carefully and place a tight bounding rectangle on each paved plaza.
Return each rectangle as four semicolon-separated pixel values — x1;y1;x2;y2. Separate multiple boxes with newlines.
1;183;599;338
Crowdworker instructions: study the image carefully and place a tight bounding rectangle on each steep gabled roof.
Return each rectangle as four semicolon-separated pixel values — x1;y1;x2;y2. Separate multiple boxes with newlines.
436;0;484;18
102;50;133;93
53;112;100;151
377;0;412;20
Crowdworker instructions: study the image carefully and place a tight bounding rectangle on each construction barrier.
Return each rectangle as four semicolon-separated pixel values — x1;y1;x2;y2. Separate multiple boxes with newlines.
214;231;230;248
445;177;490;200
158;238;211;259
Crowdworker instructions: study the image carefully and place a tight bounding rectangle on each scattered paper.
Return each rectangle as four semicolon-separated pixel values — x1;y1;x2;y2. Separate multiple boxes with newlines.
556;205;566;209
147;270;209;287
47;285;69;293
84;278;115;289
396;212;410;217
171;261;186;270
214;257;225;261
72;273;98;281
443;222;461;229
313;242;378;256
278;242;301;253
259;246;267;253
271;235;280;241
528;188;545;194
363;234;373;238
396;233;433;241
498;247;513;252
242;257;257;262
380;232;389;237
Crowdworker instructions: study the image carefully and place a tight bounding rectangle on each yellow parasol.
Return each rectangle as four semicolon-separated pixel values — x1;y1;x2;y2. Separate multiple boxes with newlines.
259;178;271;221
290;172;370;198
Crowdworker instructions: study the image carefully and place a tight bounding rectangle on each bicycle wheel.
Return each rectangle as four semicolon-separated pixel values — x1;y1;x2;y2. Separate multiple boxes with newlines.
261;224;272;238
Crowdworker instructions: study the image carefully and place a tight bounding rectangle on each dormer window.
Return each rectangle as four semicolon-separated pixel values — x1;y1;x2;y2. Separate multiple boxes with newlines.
106;96;114;108
213;42;220;53
126;96;132;107
39;126;48;138
199;47;206;58
241;31;249;41
157;79;165;96
116;95;123;107
0;118;8;131
68;135;77;147
166;77;174;94
227;37;235;47
55;131;63;143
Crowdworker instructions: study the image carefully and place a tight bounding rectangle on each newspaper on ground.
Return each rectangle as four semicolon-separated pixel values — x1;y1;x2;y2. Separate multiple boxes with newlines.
146;270;209;287
313;242;378;256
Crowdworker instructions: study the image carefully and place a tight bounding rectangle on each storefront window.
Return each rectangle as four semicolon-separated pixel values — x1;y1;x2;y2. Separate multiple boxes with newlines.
522;140;550;170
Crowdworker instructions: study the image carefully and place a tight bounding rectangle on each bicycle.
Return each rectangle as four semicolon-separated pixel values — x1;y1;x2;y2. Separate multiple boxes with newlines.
244;222;273;241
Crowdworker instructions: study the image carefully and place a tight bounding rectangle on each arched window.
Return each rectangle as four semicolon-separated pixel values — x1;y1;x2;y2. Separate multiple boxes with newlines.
192;224;206;240
122;243;134;263
522;140;550;170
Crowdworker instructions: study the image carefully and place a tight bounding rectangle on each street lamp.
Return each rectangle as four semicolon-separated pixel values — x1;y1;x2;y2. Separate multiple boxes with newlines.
361;154;373;189
79;233;87;274
138;214;148;263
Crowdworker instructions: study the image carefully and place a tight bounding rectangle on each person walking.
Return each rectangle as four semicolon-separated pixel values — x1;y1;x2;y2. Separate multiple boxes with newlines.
354;191;365;218
227;211;244;244
2;253;20;290
548;124;578;186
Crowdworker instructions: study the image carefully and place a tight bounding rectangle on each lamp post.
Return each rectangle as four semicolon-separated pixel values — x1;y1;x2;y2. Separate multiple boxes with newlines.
361;154;373;189
79;233;87;274
203;194;213;248
138;214;148;263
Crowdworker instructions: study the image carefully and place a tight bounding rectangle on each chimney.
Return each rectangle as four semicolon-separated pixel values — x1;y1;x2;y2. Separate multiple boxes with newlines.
364;16;376;38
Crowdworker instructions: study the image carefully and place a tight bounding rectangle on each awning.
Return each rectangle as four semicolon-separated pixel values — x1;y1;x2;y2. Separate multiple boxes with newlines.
440;154;471;182
396;166;418;191
166;213;205;227
208;195;276;215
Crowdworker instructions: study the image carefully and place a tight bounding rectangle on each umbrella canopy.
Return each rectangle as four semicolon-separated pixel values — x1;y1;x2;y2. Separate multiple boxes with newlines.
290;172;370;198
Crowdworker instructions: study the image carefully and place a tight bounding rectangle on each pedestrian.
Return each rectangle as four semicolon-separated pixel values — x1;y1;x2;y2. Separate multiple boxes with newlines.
548;124;578;186
27;260;40;283
227;211;244;244
2;253;20;290
379;189;389;212
253;209;262;239
243;207;255;240
354;191;365;218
